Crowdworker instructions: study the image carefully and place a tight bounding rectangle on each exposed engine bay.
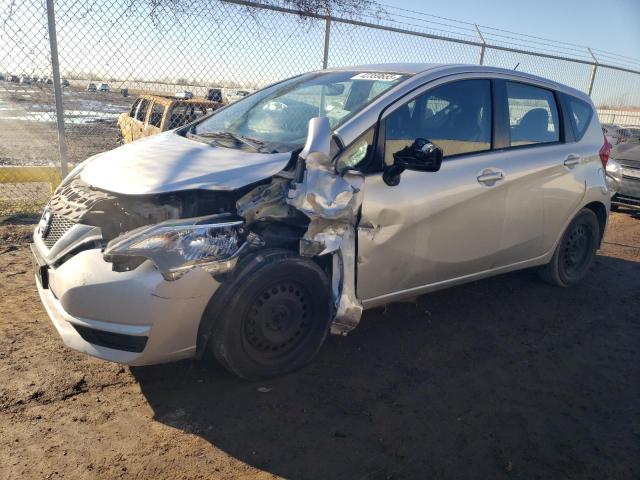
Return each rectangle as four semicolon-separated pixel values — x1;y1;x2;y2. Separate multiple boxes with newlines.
46;118;364;335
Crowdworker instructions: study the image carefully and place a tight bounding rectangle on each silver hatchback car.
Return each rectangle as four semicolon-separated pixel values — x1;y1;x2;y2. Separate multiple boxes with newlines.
32;64;611;379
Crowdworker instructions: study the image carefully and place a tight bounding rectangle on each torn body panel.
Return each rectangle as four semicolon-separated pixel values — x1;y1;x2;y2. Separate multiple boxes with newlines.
285;117;365;334
234;118;365;334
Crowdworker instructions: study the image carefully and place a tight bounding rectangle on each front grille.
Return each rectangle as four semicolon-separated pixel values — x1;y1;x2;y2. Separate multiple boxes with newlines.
43;214;75;248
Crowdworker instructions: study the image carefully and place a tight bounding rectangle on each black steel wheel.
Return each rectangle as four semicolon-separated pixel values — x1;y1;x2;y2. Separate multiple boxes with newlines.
204;249;332;380
242;281;314;363
559;223;593;279
539;208;600;287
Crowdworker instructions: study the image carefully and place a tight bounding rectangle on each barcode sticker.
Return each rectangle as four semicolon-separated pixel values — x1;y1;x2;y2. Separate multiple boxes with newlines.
350;72;402;82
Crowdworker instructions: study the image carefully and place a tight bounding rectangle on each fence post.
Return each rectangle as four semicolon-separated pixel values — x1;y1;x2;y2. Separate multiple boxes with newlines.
46;0;69;178
587;48;598;97
322;12;331;69
475;24;486;65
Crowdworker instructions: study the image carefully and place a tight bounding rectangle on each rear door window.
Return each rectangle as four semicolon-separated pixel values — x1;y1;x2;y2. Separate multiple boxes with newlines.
507;82;559;146
135;99;149;122
384;79;492;162
566;97;593;141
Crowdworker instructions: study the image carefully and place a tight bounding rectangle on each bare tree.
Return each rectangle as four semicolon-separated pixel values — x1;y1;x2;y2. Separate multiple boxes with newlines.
139;0;383;20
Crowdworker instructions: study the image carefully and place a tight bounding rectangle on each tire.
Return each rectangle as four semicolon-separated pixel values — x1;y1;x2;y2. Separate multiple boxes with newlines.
207;249;333;380
538;208;600;287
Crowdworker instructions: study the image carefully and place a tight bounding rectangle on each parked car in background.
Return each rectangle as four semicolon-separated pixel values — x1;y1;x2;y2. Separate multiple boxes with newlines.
61;79;70;87
226;89;250;103
19;76;33;84
9;74;20;83
0;73;4;81
206;88;223;102
624;127;640;143
86;82;97;92
45;78;53;85
602;124;630;145
33;64;610;379
610;143;640;209
116;94;222;143
174;90;194;99
98;83;109;92
605;158;622;198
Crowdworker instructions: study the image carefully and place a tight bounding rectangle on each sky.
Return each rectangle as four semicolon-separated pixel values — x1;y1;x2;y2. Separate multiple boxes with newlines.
388;0;640;63
1;0;639;107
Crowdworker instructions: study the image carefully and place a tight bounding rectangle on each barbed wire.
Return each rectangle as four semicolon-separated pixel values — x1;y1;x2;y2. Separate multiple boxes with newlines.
376;0;639;67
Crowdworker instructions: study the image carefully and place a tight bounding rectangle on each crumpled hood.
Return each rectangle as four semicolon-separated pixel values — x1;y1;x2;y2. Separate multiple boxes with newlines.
80;131;292;195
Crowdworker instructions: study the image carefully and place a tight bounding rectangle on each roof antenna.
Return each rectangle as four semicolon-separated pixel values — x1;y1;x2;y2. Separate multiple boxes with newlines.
513;63;520;71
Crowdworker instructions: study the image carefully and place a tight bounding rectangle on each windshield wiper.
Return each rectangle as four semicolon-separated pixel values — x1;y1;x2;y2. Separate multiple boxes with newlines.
187;130;266;152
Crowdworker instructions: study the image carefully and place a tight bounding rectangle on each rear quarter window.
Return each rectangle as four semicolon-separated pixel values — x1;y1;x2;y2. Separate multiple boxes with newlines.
567;97;593;141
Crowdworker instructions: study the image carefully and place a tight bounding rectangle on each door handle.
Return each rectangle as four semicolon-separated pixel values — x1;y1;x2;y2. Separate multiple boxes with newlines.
477;171;504;184
564;154;581;167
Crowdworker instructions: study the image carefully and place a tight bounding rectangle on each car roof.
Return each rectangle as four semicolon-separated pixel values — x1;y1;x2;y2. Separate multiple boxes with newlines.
324;63;591;100
137;94;220;107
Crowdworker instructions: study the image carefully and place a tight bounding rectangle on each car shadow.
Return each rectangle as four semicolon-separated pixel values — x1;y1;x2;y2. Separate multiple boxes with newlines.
131;254;640;479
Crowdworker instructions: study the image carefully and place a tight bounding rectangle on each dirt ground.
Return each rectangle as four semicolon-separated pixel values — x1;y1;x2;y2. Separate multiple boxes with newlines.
1;211;639;480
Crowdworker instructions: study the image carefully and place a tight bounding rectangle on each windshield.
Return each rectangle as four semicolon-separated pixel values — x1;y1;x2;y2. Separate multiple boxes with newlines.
190;71;409;152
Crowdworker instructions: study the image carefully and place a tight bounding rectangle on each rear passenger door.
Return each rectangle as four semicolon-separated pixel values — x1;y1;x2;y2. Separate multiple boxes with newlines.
488;80;585;269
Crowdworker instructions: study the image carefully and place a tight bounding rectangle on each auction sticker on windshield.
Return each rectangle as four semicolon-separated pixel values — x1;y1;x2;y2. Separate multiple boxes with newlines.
350;73;403;81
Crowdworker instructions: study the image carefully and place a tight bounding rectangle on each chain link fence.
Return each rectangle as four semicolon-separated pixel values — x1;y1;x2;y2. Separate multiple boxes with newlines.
1;0;640;217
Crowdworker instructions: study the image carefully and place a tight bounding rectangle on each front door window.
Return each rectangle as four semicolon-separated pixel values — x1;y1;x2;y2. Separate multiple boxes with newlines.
384;79;492;165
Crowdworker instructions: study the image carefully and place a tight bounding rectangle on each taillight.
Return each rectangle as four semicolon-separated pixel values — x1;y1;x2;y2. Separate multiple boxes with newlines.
599;134;611;168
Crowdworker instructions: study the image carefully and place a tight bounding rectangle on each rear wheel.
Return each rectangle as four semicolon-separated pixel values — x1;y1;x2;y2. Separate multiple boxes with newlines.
207;249;332;380
538;208;599;287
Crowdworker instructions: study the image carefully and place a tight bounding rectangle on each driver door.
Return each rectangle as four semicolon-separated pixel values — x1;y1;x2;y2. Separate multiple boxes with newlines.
357;78;506;303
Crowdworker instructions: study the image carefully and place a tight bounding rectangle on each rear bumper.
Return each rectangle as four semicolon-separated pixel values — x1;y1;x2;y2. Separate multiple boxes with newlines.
35;248;220;365
612;193;640;209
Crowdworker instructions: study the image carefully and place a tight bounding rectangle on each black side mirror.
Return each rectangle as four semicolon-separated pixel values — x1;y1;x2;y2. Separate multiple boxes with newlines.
383;138;443;186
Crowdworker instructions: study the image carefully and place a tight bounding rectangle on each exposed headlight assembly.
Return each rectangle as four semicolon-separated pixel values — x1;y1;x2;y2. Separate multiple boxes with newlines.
104;214;246;280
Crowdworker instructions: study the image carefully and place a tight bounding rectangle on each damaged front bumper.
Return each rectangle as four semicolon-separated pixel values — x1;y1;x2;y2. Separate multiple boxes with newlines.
33;246;220;365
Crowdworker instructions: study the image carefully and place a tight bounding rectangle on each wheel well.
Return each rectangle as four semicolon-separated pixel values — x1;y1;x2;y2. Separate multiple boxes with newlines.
584;201;607;246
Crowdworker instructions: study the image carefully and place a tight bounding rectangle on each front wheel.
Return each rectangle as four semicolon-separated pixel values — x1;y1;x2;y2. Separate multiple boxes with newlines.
207;249;333;380
538;208;600;287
